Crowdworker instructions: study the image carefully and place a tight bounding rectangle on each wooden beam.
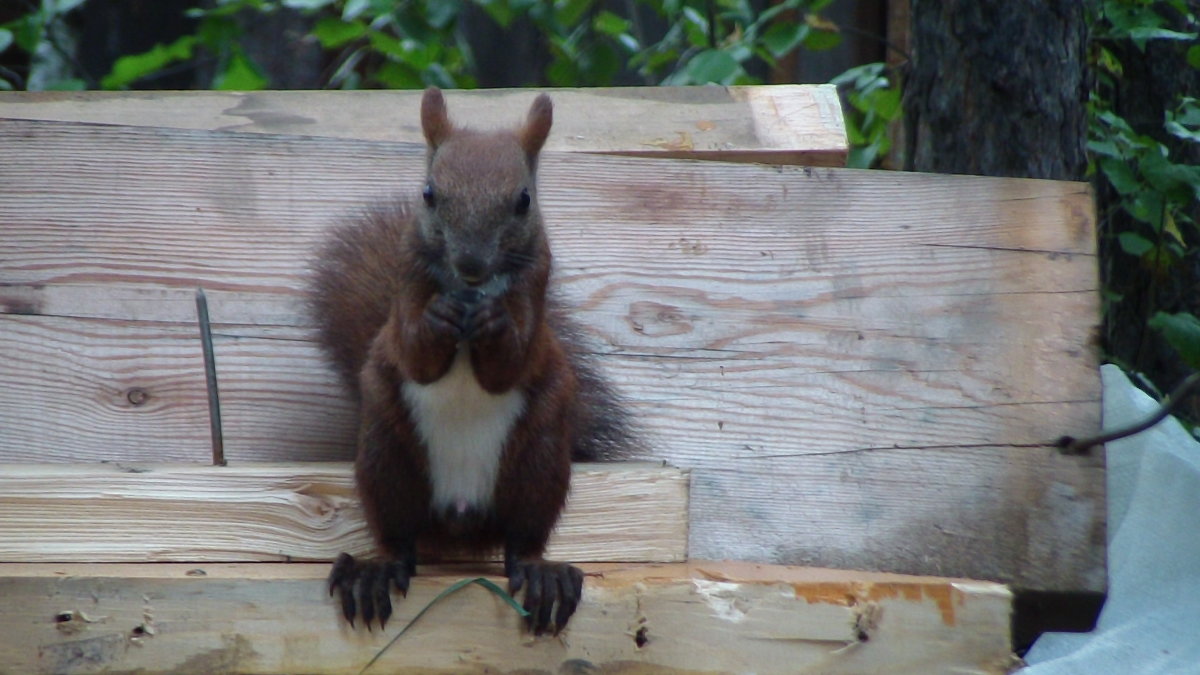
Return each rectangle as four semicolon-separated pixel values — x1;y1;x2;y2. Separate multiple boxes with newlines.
0;110;1103;591
0;462;688;563
0;561;1015;674
0;85;849;166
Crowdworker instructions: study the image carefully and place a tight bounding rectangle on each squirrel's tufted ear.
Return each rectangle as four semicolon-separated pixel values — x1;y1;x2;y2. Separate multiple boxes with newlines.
421;87;452;150
519;93;553;160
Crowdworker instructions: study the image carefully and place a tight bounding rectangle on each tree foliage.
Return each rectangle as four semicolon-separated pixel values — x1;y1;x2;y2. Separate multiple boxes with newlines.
1;1;846;89
1090;0;1200;388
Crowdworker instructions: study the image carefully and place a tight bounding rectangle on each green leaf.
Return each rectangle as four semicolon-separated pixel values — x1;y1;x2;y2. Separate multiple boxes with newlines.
44;77;86;90
1176;98;1200;126
52;0;90;14
1087;138;1121;158
214;51;267;90
681;6;709;47
802;29;841;51
1126;27;1198;42
10;13;45;53
1117;231;1155;257
684;49;739;84
867;86;902;121
728;43;752;63
580;40;619;85
283;0;337;10
547;54;579;87
1099;157;1140;195
642;47;680;74
477;0;517;28
1140;152;1200;202
1095;109;1137;137
555;0;594;27
1149;312;1200;368
760;21;806;58
1096;46;1123;77
1165;100;1200;144
847;144;878;170
373;60;423;88
0;28;12;54
368;30;408;59
1101;0;1166;38
343;0;372;20
426;0;462;29
1188;45;1200;69
593;10;631;38
423;62;457;89
1126;190;1165;227
312;17;367;48
755;0;802;27
101;35;197;89
830;62;885;91
1163;210;1185;246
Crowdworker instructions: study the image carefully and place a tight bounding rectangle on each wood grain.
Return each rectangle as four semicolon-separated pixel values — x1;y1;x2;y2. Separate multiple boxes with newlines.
0;561;1015;674
0;462;687;563
0;114;1103;591
0;85;849;166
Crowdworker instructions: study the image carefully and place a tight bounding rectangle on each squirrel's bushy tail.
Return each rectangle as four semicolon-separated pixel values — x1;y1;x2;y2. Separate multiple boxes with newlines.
548;297;643;462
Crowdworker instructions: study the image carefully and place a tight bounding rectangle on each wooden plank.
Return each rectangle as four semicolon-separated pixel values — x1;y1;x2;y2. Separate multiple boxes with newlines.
0;85;849;166
0;462;688;563
0;117;1103;591
0;561;1015;674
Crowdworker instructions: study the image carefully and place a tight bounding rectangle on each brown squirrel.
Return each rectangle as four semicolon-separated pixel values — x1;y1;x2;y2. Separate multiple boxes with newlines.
308;88;637;635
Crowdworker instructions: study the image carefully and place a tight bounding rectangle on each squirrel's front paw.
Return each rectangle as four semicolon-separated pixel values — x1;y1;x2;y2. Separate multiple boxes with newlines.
328;552;412;630
508;559;585;635
462;293;511;342
424;292;471;342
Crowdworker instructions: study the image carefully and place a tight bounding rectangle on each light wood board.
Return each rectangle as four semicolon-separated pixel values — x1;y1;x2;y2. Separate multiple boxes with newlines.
0;561;1016;674
0;107;1103;591
0;85;849;166
0;462;688;563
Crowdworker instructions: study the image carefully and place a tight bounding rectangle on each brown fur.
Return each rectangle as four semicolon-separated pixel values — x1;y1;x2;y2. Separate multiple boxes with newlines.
308;89;636;569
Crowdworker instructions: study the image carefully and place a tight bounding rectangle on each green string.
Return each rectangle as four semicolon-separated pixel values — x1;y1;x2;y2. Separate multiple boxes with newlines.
358;577;530;675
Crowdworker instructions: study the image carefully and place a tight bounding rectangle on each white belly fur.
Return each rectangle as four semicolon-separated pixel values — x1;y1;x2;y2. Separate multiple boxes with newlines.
401;346;526;513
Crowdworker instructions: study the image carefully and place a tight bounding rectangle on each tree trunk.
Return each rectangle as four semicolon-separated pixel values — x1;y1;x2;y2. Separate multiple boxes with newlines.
900;1;1096;652
903;0;1088;179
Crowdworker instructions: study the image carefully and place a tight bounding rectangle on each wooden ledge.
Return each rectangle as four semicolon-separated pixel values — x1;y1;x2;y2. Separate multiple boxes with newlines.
0;85;849;166
0;461;688;563
0;561;1015;674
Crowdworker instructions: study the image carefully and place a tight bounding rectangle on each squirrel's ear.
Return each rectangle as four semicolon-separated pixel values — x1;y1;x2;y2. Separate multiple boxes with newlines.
421;87;452;150
519;93;553;159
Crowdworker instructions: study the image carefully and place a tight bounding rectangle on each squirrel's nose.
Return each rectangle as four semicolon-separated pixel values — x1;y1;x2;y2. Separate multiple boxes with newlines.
453;254;487;286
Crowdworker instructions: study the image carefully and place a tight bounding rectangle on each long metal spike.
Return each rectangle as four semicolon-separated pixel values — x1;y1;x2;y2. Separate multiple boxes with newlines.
195;288;226;466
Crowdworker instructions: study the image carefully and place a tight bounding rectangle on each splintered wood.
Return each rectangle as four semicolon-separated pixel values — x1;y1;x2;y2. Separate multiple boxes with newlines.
0;89;1102;595
0;562;1015;675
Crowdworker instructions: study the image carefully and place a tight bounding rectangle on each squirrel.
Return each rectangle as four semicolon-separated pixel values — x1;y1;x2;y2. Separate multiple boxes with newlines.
308;87;638;636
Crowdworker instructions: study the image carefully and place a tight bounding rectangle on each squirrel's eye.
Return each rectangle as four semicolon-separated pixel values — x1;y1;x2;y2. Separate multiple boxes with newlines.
422;184;436;208
515;187;531;215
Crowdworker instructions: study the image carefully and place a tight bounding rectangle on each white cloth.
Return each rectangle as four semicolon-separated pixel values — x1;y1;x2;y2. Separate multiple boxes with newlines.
1023;365;1200;673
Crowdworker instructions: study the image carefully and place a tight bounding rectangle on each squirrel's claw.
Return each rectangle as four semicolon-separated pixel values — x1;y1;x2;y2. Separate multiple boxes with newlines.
508;559;584;636
327;552;411;630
